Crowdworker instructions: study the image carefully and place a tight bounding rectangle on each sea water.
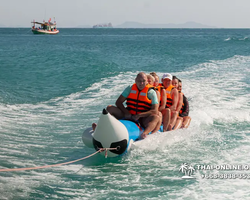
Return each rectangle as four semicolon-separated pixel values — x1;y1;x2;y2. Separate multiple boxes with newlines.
0;28;250;199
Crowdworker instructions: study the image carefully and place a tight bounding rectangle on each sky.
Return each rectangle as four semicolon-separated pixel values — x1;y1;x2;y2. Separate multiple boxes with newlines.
0;0;250;28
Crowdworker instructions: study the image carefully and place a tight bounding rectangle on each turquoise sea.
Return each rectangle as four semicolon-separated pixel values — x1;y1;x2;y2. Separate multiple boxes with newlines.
0;28;250;199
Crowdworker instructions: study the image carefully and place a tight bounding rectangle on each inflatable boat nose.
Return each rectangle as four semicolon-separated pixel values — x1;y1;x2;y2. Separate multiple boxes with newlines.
92;109;129;157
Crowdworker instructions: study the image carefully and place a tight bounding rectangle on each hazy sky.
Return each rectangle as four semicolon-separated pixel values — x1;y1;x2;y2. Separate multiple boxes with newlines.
1;0;249;28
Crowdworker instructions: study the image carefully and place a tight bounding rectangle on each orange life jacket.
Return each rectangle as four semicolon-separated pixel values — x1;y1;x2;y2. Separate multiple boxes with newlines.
126;84;153;115
179;92;185;114
147;84;154;87
155;85;164;101
158;83;163;86
165;85;175;108
155;85;163;92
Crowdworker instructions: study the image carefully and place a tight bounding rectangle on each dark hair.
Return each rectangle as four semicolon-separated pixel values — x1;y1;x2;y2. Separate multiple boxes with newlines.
150;72;157;77
172;76;179;83
178;79;182;83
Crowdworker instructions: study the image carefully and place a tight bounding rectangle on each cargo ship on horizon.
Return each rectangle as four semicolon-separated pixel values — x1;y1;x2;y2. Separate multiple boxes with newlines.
93;23;113;28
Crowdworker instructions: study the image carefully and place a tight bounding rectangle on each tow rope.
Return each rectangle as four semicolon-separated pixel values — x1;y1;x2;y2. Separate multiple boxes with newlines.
0;147;117;172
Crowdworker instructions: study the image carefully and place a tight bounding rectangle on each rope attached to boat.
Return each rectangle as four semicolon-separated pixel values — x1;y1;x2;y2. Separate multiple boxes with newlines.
0;147;117;172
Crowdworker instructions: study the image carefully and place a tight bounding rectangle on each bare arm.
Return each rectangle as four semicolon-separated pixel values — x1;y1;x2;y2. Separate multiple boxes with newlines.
176;93;183;113
133;103;159;120
156;91;160;103
115;95;131;117
169;88;178;111
179;95;189;117
159;89;166;112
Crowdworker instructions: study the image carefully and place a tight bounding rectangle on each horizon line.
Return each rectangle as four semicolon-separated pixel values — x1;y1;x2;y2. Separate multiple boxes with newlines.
1;27;250;29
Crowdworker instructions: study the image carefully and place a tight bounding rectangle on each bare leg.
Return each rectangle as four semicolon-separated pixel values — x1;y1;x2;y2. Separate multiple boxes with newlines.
182;116;191;128
140;114;160;138
106;105;124;119
151;112;162;133
162;108;171;131
156;91;160;102
167;111;178;131
173;116;183;130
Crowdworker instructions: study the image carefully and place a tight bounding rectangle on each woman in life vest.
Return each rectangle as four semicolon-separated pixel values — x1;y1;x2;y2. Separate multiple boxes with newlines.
148;73;166;131
106;72;161;138
177;79;191;128
146;74;162;131
150;73;166;112
161;73;179;131
171;76;184;130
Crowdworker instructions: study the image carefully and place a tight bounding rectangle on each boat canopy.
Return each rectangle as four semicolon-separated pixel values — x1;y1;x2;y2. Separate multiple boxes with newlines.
32;22;56;25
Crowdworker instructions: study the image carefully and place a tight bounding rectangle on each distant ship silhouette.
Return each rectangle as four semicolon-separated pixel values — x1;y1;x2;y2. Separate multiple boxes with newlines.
93;23;113;28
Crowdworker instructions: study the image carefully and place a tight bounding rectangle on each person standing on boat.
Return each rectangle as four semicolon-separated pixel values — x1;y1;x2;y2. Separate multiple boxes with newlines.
105;72;161;139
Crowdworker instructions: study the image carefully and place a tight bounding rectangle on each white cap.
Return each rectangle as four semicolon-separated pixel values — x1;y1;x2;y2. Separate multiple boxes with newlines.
162;73;172;81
